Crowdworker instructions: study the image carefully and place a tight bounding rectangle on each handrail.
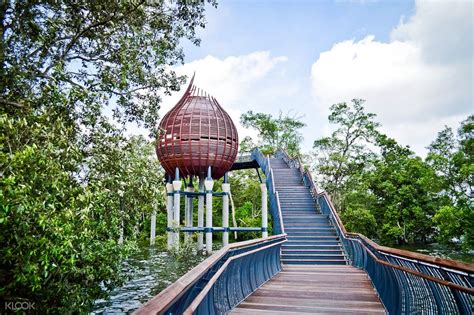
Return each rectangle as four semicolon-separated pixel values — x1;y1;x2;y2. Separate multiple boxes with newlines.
275;191;285;234
134;234;286;315
183;240;286;314
251;148;285;235
319;191;474;274
275;149;474;314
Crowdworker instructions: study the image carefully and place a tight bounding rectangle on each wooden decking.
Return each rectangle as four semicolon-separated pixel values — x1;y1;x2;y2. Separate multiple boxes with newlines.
231;265;386;315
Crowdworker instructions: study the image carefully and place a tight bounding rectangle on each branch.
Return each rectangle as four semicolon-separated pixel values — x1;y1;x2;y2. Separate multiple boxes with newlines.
107;85;152;96
0;97;25;108
65;54;105;62
40;1;146;77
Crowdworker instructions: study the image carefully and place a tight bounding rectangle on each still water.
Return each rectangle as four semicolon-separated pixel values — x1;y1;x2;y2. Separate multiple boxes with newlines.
91;244;206;314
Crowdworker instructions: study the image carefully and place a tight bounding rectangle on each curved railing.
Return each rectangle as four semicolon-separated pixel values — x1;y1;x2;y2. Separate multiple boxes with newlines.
251;148;285;234
275;149;474;314
134;234;286;315
182;239;285;314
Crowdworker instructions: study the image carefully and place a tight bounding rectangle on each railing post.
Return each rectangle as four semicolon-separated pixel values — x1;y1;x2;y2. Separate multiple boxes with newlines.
197;177;205;251
261;183;268;238
166;181;174;250
222;172;230;247
172;168;182;250
205;167;214;254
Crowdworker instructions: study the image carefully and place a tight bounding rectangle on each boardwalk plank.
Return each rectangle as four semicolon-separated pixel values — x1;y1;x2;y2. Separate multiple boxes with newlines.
231;265;386;314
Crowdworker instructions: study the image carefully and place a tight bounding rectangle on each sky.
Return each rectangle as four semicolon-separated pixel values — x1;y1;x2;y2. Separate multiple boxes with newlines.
135;0;474;157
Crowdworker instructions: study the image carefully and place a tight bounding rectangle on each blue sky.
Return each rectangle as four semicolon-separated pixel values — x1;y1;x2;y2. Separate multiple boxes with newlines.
185;1;413;61
149;0;473;156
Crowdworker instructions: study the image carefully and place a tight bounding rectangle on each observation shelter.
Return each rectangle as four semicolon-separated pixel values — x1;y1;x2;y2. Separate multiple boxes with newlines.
153;74;268;254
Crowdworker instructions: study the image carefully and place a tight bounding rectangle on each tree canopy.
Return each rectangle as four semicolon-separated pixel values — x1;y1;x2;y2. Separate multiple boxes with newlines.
313;101;473;249
1;0;215;312
313;99;379;207
1;0;216;130
240;110;305;157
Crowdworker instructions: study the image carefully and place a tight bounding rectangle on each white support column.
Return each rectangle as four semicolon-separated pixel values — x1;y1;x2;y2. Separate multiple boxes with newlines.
172;179;182;249
205;178;214;255
197;177;205;251
150;209;156;246
222;182;230;247
166;182;174;250
184;185;190;243
185;183;194;244
189;185;194;237
261;183;268;238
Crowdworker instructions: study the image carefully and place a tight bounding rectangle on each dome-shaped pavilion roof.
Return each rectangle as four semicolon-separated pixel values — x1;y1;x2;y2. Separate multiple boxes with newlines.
156;75;239;180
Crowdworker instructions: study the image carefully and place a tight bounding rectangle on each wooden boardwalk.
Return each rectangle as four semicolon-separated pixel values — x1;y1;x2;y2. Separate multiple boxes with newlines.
231;265;386;314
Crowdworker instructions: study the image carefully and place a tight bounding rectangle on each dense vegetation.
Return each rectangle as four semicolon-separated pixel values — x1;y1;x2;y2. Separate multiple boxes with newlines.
312;100;473;250
0;0;216;312
240;110;305;157
242;101;473;251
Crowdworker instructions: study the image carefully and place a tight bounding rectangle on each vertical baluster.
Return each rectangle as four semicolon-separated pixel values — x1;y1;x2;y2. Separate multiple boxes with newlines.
205;167;214;254
166;179;174;250
197;177;205;251
173;168;182;249
222;172;230;246
260;183;268;238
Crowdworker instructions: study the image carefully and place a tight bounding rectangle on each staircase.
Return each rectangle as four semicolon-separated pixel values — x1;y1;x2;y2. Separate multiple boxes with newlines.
270;157;346;265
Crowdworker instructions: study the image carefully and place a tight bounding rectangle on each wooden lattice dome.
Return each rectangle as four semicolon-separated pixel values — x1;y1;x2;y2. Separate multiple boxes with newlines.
156;75;239;180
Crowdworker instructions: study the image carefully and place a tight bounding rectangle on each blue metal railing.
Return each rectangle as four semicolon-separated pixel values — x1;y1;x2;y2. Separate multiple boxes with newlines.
275;149;474;314
251;148;285;234
134;234;286;315
183;239;285;314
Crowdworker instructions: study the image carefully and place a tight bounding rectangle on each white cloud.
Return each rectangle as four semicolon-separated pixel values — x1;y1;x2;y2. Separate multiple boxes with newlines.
161;51;287;113
311;0;473;156
126;51;288;142
391;1;473;65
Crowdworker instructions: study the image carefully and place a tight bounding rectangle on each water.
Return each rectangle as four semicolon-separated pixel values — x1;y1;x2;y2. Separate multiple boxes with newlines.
91;243;206;314
393;243;474;264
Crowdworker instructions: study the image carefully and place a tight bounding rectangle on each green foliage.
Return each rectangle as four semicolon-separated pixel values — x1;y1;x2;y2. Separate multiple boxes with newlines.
0;0;214;311
0;106;164;311
240;111;305;157
1;0;216;131
340;207;377;237
313;99;379;209
367;134;441;245
427;115;474;249
313;100;472;250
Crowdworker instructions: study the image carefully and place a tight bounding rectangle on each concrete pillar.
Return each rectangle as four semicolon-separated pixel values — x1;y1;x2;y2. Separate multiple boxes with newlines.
197;177;205;250
172;178;182;249
261;183;268;238
222;176;230;247
166;182;174;250
205;177;214;255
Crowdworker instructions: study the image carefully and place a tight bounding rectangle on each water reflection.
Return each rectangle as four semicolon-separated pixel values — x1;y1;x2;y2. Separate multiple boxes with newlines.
91;245;206;314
